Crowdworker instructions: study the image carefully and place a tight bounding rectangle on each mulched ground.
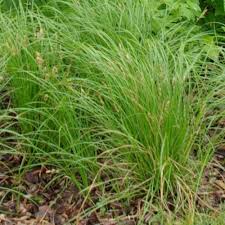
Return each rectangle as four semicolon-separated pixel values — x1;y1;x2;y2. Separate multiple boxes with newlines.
0;150;224;225
197;149;225;210
0;154;140;225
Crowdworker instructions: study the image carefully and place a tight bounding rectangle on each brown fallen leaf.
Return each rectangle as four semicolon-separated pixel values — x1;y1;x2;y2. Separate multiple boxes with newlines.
0;214;6;223
215;146;225;157
215;180;225;191
98;218;117;225
18;203;28;216
25;172;40;184
35;205;55;222
16;218;51;225
218;119;225;127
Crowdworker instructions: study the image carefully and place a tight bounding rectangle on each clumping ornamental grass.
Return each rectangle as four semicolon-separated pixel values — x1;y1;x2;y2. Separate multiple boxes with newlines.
1;0;225;222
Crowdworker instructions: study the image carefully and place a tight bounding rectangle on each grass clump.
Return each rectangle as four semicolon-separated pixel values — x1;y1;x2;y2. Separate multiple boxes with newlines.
1;0;225;222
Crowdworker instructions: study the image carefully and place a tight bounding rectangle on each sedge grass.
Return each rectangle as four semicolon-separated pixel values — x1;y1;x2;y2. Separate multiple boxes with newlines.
1;0;225;222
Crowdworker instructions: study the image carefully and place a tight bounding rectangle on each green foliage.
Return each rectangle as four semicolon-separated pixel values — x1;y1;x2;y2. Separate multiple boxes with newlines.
161;0;201;21
141;0;202;33
200;0;225;30
0;0;49;11
201;0;225;16
1;0;225;221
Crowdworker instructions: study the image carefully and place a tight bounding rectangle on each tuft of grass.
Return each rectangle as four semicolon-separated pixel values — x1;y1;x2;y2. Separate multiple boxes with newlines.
1;0;225;222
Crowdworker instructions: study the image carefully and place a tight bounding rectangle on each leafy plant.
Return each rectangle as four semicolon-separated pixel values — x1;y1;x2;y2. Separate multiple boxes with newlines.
199;0;225;31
